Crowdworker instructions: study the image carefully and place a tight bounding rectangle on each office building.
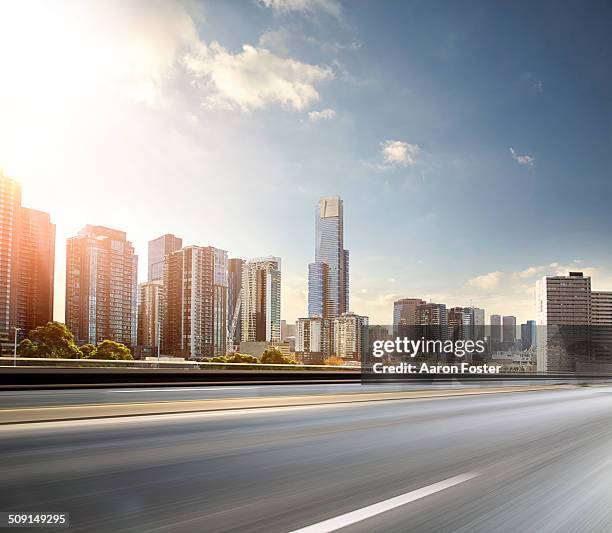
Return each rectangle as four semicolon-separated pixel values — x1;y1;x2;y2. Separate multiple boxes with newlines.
241;256;281;344
536;272;591;372
334;312;368;361
148;234;182;282
137;280;164;349
521;320;536;350
163;245;228;359
65;225;137;346
415;302;448;339
0;174;55;347
227;258;244;353
295;316;334;364
393;298;426;326
490;314;502;347
308;196;349;318
502;316;517;342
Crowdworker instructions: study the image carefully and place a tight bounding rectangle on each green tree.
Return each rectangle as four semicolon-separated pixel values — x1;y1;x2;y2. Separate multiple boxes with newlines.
79;343;97;359
93;340;133;360
25;321;81;359
260;348;297;365
226;353;259;364
92;340;133;360
17;338;38;357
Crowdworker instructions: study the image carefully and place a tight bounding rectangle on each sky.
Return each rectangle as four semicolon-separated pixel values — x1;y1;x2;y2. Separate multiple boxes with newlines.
0;0;611;325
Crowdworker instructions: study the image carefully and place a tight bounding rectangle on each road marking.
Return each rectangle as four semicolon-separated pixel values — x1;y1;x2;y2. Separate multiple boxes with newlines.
103;387;258;393
289;472;479;533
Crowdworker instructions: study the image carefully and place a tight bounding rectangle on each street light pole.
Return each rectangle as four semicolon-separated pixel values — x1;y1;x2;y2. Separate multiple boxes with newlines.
13;327;21;367
157;320;161;363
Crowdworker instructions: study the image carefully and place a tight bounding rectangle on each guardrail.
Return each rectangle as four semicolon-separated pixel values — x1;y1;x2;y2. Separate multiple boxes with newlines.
0;356;357;371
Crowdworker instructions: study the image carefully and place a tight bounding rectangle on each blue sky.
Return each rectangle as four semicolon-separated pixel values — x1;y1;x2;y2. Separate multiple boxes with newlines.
0;0;610;323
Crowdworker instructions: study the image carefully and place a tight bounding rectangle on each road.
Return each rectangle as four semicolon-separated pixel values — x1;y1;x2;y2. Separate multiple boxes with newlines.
1;386;612;532
0;379;577;408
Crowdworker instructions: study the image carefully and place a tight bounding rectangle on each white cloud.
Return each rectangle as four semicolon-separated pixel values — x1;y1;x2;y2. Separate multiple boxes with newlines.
510;147;535;166
184;42;333;112
517;265;546;279
380;140;420;167
308;108;336;121
258;0;342;19
467;271;504;290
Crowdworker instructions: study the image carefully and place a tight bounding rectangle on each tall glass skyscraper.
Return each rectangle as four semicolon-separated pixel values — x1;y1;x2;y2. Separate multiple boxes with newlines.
308;196;349;318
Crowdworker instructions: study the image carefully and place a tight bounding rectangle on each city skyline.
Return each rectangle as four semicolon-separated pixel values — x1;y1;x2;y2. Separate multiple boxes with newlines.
1;1;611;325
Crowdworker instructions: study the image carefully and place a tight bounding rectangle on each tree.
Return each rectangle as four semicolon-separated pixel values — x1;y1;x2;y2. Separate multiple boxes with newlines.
92;340;133;360
17;338;38;357
324;356;345;366
25;322;81;359
79;343;97;359
260;348;297;365
226;353;259;364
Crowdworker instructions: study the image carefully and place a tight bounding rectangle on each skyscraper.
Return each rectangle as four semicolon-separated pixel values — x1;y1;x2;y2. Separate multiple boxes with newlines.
241;257;281;344
148;234;182;282
65;225;137;346
137;280;164;350
163;246;228;358
0;173;55;345
228;258;244;352
308;196;349;318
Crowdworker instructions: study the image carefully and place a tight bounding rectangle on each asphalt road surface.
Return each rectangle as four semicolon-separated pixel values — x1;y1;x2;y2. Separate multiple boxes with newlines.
2;386;612;532
0;379;577;408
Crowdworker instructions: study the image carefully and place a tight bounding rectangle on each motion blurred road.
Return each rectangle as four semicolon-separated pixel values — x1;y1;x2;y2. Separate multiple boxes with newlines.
2;386;612;532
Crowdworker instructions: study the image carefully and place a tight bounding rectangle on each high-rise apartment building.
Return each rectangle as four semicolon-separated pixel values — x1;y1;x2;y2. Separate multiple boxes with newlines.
536;272;591;372
148;234;182;282
295;316;334;364
137;280;164;350
308;196;349;318
334;312;368;361
163;246;228;359
228;258;244;352
0;174;55;346
241;257;281;344
65;225;137;346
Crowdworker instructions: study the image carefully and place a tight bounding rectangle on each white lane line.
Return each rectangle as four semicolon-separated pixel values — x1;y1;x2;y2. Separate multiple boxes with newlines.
289;472;479;533
103;387;258;393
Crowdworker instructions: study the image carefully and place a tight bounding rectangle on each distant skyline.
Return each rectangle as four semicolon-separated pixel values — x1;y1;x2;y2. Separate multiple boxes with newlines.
1;0;611;325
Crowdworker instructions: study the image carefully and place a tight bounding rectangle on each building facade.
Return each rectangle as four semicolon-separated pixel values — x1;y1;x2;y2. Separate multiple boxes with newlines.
0;174;55;347
148;234;182;282
163;245;228;359
227;258;244;353
295;316;334;364
137;280;164;350
65;225;138;346
334;312;368;361
393;298;426;327
241;257;281;344
536;272;591;372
